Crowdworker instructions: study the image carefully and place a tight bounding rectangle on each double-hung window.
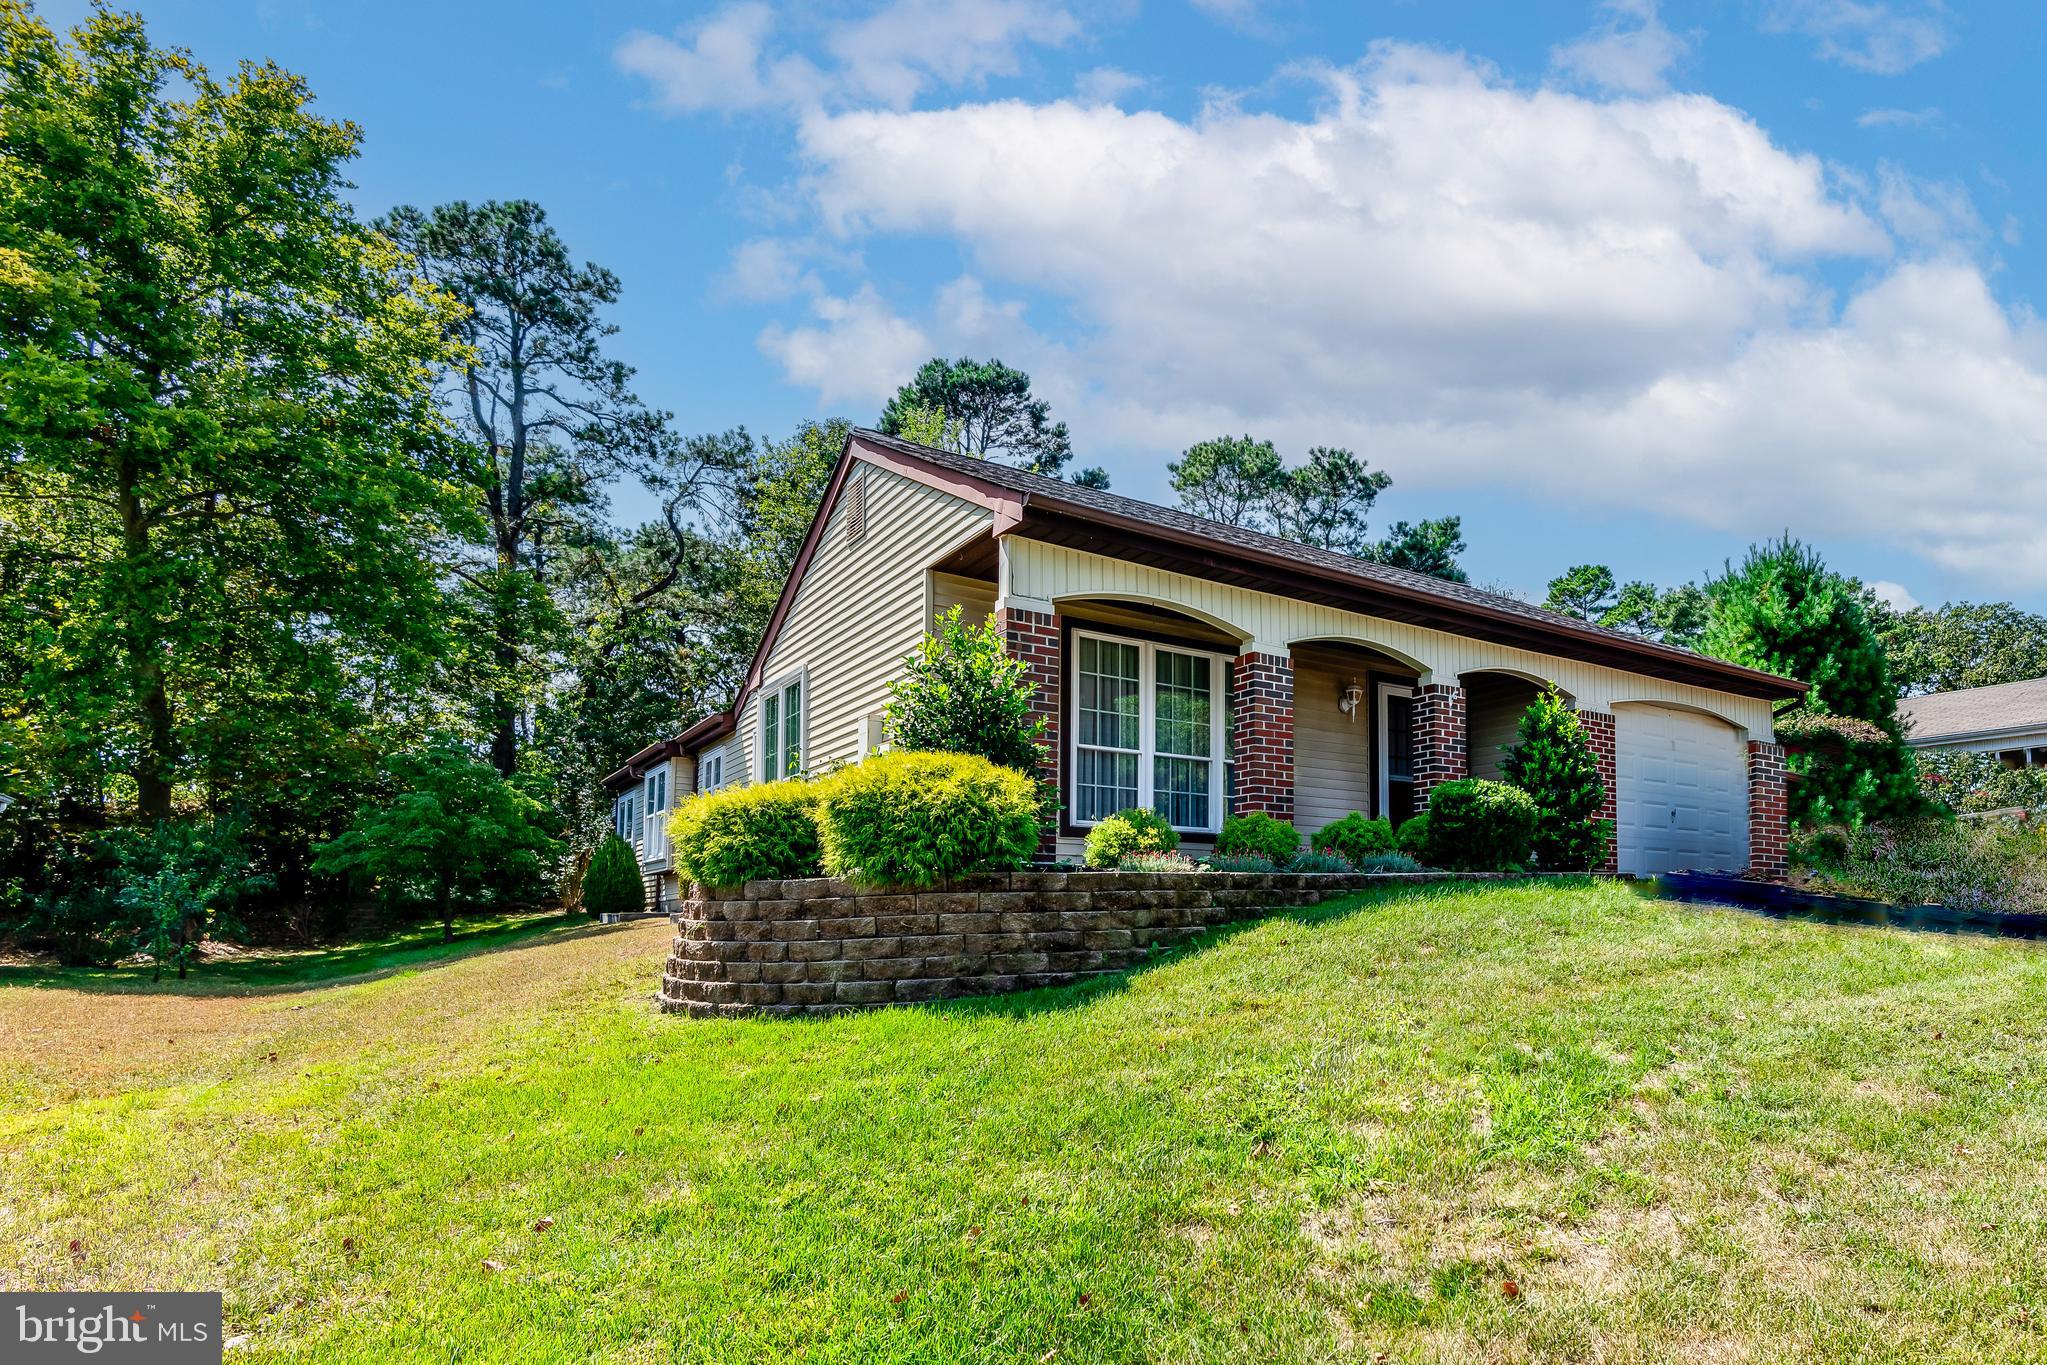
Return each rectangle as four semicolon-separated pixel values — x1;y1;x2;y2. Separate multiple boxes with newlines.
614;789;640;851
699;750;725;793
1071;631;1228;833
760;674;805;779
642;769;669;859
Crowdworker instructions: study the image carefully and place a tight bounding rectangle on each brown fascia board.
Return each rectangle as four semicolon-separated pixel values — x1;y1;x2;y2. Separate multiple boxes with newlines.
599;714;736;792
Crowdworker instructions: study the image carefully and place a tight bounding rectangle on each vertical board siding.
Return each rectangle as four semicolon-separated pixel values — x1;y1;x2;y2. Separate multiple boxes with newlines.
1005;540;1775;739
740;462;994;779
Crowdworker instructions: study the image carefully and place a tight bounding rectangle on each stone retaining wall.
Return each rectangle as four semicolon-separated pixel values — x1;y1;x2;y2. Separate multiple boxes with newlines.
659;870;1547;1017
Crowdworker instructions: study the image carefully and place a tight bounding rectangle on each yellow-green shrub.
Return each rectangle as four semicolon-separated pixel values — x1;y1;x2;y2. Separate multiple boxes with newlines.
814;751;1040;888
669;780;822;889
1083;808;1178;869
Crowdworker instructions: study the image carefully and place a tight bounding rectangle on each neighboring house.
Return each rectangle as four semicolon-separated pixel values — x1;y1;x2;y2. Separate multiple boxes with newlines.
608;429;1804;896
1899;677;2047;768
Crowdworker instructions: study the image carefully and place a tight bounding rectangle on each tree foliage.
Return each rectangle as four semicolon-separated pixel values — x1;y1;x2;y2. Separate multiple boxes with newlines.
1701;536;1924;828
883;608;1049;776
1501;689;1612;872
1872;600;2047;697
880;356;1072;477
1372;517;1468;582
580;834;645;918
313;746;563;941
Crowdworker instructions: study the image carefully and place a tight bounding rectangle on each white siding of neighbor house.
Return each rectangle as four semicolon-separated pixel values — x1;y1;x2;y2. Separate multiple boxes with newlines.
931;571;998;630
998;538;1777;740
736;460;995;781
1291;656;1377;837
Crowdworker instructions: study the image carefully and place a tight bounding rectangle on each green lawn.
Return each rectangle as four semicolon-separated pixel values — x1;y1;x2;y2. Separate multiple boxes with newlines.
4;881;2045;1362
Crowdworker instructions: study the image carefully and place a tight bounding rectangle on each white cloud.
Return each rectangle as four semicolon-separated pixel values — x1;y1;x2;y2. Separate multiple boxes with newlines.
758;47;2047;584
1858;105;1941;128
1868;579;1919;611
1761;1;1952;75
616;0;1078;115
1552;0;1691;94
756;286;931;403
1074;65;1151;106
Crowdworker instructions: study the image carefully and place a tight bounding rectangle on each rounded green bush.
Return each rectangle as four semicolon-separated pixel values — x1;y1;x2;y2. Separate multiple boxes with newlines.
1083;807;1178;869
669;779;822;889
582;834;645;917
815;750;1041;888
1311;812;1394;864
1418;778;1537;871
1395;813;1430;859
1217;811;1300;862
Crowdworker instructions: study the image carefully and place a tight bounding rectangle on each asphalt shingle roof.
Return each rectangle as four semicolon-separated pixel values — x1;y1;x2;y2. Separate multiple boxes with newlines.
1898;677;2047;744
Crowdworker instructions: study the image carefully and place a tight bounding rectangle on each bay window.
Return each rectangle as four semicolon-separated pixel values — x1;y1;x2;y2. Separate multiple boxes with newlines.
642;768;669;860
613;789;640;850
1070;630;1229;833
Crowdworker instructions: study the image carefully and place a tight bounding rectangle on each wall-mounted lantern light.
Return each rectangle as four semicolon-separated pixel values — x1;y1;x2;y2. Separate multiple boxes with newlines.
1338;678;1365;722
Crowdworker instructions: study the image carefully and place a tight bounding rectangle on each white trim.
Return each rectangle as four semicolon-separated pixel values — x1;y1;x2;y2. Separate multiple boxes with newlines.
1068;627;1232;833
642;766;670;861
1376;681;1415;820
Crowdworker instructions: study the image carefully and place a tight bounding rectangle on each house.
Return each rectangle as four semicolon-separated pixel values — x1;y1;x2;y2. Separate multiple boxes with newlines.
1899;677;2047;768
605;430;1804;900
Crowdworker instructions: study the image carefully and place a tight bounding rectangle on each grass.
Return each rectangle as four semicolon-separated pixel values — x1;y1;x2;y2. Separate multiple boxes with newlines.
3;881;2045;1362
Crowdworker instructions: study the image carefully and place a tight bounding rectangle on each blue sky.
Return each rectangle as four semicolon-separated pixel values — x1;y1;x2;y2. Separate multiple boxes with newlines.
71;0;2047;609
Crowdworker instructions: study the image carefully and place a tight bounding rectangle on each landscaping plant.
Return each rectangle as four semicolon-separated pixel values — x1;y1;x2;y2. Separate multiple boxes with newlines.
1311;812;1395;864
814;751;1040;888
1416;779;1537;871
581;835;646;918
1084;808;1179;869
1200;853;1278;872
1116;851;1205;873
1501;687;1612;871
111;817;265;980
884;607;1050;775
669;780;823;889
1395;813;1431;859
1285;851;1355;874
1799;816;2047;914
1217;812;1301;862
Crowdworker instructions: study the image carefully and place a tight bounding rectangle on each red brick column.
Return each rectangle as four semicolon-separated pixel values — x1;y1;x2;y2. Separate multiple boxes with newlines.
1000;607;1062;856
1747;741;1789;879
1577;709;1620;873
1412;682;1467;809
1232;652;1294;822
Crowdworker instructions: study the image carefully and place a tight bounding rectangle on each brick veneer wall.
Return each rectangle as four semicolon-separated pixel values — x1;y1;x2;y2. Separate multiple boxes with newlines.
1232;652;1294;821
1747;741;1790;878
1577;709;1621;874
660;870;1574;1017
1412;683;1467;807
1000;607;1062;854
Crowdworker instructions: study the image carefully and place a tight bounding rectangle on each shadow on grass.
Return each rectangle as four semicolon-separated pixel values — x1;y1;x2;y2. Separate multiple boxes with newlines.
0;911;643;999
930;877;1571;1022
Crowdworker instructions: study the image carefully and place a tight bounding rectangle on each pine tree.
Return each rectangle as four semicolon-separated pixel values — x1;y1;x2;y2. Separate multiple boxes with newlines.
582;835;646;918
1502;688;1611;872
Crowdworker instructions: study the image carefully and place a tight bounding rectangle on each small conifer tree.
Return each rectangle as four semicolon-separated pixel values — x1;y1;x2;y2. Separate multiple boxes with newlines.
583;834;646;918
1502;688;1611;872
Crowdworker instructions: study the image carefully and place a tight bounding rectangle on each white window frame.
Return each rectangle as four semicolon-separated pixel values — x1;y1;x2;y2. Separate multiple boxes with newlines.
1068;628;1231;834
1376;681;1416;820
758;668;808;781
614;789;641;852
699;748;725;793
642;767;669;860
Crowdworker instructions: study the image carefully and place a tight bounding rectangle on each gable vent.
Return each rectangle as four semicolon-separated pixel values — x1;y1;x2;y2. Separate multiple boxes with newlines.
844;466;868;544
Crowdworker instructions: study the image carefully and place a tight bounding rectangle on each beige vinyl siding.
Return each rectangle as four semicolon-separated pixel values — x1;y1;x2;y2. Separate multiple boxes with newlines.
739;461;994;780
931;571;997;629
1467;679;1541;782
1001;539;1775;739
1291;656;1375;837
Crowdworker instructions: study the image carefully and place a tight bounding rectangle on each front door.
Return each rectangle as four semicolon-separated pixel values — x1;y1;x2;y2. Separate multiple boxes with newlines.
1378;682;1417;827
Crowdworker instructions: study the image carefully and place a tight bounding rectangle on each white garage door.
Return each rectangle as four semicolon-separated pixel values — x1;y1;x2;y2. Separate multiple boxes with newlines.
1615;706;1749;877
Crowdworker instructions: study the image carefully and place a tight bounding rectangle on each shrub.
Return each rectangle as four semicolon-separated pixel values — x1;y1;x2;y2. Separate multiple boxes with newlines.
815;751;1040;888
1118;850;1205;873
1418;779;1537;871
1312;812;1394;864
883;607;1048;774
1217;811;1300;861
1500;687;1611;871
1083;808;1178;869
1201;852;1278;873
1356;852;1423;873
1285;850;1354;874
669;779;822;889
1395;813;1430;859
1802;816;2047;913
582;835;645;918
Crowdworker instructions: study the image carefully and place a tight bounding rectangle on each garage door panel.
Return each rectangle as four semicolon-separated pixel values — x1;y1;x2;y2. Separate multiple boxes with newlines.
1615;706;1749;877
